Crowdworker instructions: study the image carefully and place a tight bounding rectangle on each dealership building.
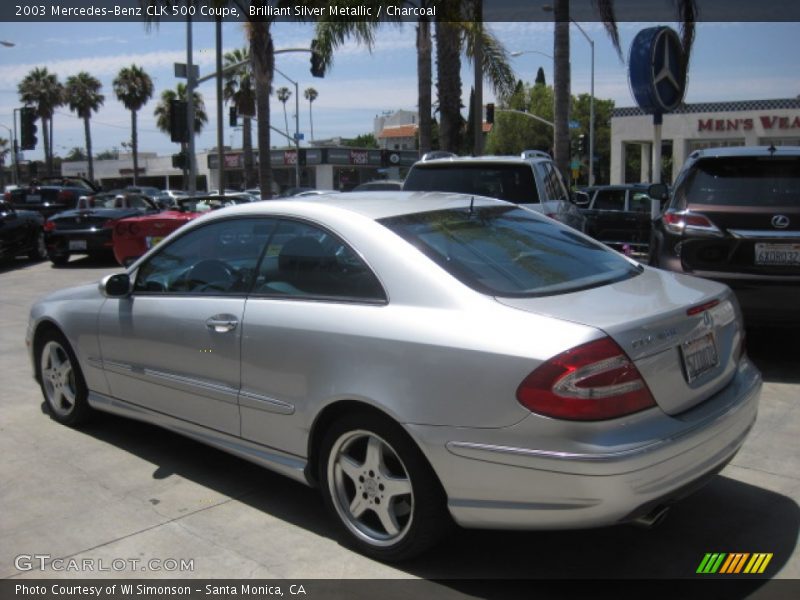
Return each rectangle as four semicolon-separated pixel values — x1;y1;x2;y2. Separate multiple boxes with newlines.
610;97;800;184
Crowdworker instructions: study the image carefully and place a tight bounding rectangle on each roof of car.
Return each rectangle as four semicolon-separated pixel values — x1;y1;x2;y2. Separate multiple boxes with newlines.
687;145;800;160
212;191;506;221
413;154;551;166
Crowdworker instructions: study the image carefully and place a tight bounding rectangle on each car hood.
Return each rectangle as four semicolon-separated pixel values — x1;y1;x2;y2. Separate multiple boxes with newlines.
38;281;104;304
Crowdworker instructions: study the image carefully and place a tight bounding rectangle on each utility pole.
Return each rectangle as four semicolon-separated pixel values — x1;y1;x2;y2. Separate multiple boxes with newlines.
215;19;224;193
186;11;197;194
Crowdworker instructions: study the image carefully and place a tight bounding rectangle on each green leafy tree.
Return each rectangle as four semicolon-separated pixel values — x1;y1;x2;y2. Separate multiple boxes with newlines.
343;133;378;149
64;72;104;182
223;47;256;188
18;67;64;176
113;65;154;186
276;87;292;142
304;87;318;142
64;147;87;161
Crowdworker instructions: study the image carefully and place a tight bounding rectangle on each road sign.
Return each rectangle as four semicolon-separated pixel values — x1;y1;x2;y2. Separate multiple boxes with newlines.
293;132;304;141
569;120;580;129
174;63;200;80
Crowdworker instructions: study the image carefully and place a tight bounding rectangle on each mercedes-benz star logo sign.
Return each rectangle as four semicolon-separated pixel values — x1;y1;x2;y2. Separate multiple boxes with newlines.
651;29;685;111
771;215;790;229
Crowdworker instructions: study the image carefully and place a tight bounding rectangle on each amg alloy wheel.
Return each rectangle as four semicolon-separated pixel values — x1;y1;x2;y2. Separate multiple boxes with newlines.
38;333;91;426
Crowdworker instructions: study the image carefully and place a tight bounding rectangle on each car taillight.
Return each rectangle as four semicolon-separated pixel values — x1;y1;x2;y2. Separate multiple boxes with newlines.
663;210;722;237
3;191;10;201
57;190;75;204
102;219;117;229
516;337;657;421
115;222;129;235
43;220;56;232
129;223;140;235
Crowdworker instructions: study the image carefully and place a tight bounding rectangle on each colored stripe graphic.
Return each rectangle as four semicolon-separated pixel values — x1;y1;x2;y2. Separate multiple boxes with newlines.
697;553;773;574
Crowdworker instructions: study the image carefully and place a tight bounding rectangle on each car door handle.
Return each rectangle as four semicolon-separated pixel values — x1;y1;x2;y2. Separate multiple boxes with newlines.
206;315;239;333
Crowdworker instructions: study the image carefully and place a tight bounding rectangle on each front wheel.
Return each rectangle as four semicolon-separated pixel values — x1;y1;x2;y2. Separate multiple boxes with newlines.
29;231;47;261
319;413;451;561
37;331;92;426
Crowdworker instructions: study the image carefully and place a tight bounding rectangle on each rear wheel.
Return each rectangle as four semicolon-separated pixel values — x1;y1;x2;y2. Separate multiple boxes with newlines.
37;331;91;426
49;252;69;267
319;413;451;561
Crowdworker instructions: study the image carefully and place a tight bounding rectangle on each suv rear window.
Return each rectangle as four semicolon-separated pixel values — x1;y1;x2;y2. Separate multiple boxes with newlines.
403;164;539;204
380;206;639;297
683;156;800;207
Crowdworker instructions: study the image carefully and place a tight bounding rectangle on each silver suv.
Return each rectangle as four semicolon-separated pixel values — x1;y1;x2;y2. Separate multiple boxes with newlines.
403;151;586;231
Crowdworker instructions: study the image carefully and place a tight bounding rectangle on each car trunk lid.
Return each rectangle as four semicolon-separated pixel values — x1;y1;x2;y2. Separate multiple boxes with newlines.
496;267;743;415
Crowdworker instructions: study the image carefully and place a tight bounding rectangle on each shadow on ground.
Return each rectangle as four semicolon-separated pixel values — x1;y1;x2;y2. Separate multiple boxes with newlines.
746;327;800;384
57;405;799;595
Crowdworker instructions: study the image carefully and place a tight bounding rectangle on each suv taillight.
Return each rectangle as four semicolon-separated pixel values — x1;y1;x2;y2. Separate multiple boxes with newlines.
516;337;657;421
43;220;56;232
663;210;722;237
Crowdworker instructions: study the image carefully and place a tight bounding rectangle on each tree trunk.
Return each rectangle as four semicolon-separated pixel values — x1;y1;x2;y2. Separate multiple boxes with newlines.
250;22;274;199
242;116;255;189
309;102;314;142
436;19;462;154
553;0;572;182
49;117;54;177
417;18;432;155
473;2;484;156
84;116;94;183
180;141;188;188
131;110;139;186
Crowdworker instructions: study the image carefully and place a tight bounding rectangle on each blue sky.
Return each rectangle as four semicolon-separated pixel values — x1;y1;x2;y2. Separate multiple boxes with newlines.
0;20;798;161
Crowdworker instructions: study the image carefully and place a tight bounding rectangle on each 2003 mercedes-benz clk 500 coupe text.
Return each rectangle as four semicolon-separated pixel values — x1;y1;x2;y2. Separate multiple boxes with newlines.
27;192;761;561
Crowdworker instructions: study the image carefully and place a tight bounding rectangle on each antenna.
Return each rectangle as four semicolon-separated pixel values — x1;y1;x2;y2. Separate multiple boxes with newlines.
469;195;475;216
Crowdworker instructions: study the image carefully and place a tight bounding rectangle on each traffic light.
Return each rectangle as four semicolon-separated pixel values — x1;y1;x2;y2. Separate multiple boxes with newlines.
229;106;237;128
172;151;187;169
310;39;325;78
169;99;189;143
485;103;495;124
578;134;587;157
20;107;38;150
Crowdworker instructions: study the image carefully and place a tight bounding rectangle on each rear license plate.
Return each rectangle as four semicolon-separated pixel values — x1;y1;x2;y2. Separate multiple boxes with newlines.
26;194;41;203
68;240;87;251
755;243;800;266
146;236;164;249
681;332;719;383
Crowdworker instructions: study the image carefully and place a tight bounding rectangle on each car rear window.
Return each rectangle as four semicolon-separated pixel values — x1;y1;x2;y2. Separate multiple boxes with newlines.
404;164;539;204
380;206;640;297
683;156;800;207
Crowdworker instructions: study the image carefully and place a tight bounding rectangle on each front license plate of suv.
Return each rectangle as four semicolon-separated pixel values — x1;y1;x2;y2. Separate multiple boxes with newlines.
755;243;800;266
681;332;719;383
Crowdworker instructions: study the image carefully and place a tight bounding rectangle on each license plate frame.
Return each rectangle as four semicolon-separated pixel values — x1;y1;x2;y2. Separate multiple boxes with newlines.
68;239;87;251
755;242;800;266
680;332;719;383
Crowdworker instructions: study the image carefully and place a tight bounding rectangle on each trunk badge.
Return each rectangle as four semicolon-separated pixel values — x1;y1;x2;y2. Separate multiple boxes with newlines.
771;215;790;229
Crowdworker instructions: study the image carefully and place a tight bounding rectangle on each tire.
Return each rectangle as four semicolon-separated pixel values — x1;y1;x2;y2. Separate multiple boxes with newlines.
319;413;451;561
49;252;69;267
28;231;47;261
37;330;92;426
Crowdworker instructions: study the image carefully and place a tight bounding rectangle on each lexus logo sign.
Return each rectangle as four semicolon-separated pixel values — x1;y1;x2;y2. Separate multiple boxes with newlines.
771;215;790;229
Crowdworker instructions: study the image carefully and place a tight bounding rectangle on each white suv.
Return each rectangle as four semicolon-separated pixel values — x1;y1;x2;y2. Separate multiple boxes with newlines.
403;151;586;231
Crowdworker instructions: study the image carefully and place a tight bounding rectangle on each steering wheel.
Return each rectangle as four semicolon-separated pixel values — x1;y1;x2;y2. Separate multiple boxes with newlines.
185;259;234;292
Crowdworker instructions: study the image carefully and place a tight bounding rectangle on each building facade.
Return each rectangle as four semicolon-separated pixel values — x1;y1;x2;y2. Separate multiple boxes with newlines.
610;98;800;184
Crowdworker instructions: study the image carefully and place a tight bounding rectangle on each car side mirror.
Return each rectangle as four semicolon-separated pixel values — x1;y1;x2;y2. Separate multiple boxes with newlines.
647;183;669;201
572;191;591;207
100;273;131;298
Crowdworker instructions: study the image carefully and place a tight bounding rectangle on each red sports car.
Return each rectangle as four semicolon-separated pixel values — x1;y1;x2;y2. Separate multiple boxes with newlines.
112;194;253;266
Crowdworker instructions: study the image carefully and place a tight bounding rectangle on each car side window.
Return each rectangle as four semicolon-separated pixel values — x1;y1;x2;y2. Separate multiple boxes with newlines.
594;189;626;211
629;193;653;213
252;219;386;303
134;218;274;295
536;162;569;201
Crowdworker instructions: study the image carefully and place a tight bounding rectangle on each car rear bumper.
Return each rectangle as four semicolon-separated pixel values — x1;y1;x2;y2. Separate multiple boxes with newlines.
46;230;113;255
407;357;761;530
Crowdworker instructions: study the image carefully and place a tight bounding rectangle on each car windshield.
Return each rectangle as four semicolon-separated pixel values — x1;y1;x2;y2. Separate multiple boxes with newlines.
684;156;800;207
94;194;153;209
404;164;539;204
380;206;640;297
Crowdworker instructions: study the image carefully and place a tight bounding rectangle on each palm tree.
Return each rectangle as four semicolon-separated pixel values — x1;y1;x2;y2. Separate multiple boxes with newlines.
113;65;154;186
244;19;276;199
303;87;318;141
64;72;104;182
0;137;9;188
223;47;257;189
548;0;696;181
276;87;291;142
18;67;64;177
154;83;207;188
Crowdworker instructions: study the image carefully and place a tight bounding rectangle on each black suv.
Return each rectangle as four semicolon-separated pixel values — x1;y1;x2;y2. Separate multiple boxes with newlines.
650;146;800;326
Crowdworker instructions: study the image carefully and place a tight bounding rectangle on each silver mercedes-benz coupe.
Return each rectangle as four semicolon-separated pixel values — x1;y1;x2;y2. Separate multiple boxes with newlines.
28;192;761;561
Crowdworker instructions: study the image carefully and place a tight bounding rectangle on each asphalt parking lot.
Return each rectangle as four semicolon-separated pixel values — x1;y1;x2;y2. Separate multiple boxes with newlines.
1;256;798;588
